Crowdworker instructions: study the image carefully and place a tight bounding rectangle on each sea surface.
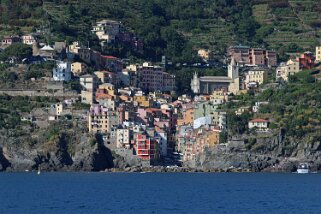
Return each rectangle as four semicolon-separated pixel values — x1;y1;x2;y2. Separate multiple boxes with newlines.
0;172;320;214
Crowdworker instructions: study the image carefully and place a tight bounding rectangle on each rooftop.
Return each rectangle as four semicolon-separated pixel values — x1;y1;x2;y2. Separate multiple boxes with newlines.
250;119;268;123
199;76;232;83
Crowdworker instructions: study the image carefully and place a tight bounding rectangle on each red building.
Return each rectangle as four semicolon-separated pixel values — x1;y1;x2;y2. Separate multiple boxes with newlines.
296;51;315;70
101;55;123;73
1;36;20;46
132;133;158;164
227;46;277;67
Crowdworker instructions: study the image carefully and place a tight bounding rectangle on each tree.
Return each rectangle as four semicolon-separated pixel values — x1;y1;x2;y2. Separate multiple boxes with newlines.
0;43;32;61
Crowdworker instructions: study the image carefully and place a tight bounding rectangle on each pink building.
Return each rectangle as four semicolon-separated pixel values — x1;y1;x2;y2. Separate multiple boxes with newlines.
1;36;20;46
138;62;175;92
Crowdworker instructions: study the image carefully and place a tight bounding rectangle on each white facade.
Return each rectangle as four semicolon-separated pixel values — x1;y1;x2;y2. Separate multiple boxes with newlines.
98;98;116;110
211;111;227;130
53;61;71;81
80;74;96;91
248;119;268;130
244;69;267;88
22;35;36;45
316;46;321;62
55;103;64;116
276;59;300;81
252;102;269;113
191;59;240;94
116;128;130;148
92;20;121;43
156;131;167;157
193;116;212;129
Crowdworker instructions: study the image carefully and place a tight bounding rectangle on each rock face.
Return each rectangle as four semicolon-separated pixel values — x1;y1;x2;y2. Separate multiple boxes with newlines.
187;130;321;172
2;127;321;172
0;148;11;171
0;132;116;172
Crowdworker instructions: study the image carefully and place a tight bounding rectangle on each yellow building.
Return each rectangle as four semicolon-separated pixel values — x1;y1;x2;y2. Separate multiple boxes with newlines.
210;88;229;104
55;103;64;116
316;46;321;62
244;68;268;88
98;83;115;96
133;95;152;107
205;130;220;147
88;105;119;133
177;108;194;126
197;49;212;61
81;90;94;105
71;62;87;76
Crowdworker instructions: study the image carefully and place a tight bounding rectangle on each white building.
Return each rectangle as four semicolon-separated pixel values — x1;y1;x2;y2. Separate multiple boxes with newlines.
244;68;268;89
55;103;64;116
252;102;269;113
80;74;97;91
276;59;300;81
316;46;321;62
22;35;36;45
116;128;130;148
53;61;71;81
211;111;227;130
156;130;167;157
248;119;268;131
92;19;121;43
98;98;116;110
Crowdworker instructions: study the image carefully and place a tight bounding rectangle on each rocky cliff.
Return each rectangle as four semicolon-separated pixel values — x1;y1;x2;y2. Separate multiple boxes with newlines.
2;125;321;172
0;126;135;172
186;130;321;172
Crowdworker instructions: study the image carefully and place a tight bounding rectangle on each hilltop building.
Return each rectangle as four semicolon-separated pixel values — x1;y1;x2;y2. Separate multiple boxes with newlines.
92;19;121;44
227;46;277;67
276;59;300;81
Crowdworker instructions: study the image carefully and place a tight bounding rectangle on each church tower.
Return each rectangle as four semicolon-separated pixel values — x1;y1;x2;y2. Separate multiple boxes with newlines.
228;57;239;80
191;72;200;94
228;58;240;94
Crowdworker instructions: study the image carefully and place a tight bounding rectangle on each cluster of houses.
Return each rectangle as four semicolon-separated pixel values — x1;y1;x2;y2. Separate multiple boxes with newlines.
91;19;143;50
2;19;321;166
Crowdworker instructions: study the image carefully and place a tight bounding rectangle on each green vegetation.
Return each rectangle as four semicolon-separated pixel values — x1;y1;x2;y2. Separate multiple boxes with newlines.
223;70;321;140
0;95;58;129
0;43;32;61
24;61;55;80
2;0;319;63
72;102;91;110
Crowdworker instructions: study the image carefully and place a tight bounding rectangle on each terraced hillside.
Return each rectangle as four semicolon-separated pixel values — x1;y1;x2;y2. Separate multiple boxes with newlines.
252;0;321;49
1;0;321;61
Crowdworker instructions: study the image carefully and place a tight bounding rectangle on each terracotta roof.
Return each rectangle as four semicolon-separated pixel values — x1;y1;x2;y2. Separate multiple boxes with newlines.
250;119;268;123
101;55;119;60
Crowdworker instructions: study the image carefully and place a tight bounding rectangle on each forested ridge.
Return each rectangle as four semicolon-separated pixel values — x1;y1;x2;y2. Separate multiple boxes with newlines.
1;0;321;63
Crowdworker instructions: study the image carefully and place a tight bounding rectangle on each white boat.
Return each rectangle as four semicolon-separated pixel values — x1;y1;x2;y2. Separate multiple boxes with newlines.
37;167;41;175
297;163;309;174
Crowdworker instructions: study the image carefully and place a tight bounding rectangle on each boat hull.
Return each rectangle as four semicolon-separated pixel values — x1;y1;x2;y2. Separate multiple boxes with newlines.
297;169;309;174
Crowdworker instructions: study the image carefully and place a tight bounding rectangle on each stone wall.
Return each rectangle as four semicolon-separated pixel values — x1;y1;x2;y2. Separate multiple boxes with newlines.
0;89;78;98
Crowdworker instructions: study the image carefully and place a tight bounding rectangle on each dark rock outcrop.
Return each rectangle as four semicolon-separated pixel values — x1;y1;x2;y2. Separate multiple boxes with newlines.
0;148;11;171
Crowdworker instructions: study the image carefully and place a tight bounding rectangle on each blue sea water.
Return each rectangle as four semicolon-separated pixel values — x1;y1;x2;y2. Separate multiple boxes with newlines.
0;172;321;214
